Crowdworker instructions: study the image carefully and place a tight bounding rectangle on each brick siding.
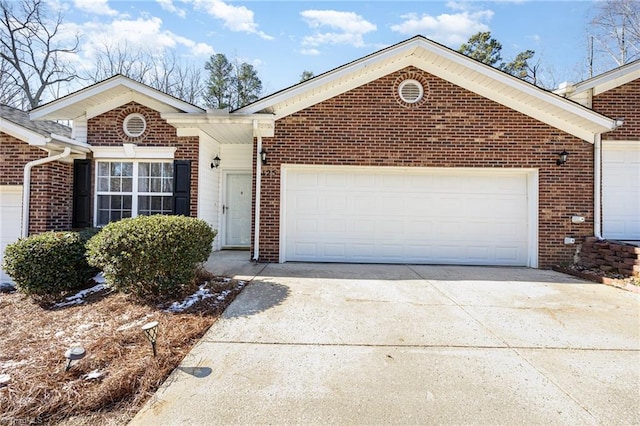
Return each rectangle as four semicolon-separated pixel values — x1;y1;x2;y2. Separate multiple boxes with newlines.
87;102;199;219
593;78;640;140
0;132;73;233
253;66;595;268
579;237;640;277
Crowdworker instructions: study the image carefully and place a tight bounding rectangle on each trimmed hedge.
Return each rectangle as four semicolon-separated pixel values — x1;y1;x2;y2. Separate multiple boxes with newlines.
86;215;216;300
2;231;99;297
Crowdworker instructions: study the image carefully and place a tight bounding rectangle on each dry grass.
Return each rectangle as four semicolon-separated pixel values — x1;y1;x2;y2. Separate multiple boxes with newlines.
0;271;245;425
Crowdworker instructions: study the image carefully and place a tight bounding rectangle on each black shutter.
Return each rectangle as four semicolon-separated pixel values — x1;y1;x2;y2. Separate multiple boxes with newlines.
172;160;191;216
72;159;92;228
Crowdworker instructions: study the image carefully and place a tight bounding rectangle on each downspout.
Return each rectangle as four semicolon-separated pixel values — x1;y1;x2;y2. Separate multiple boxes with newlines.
593;134;602;239
22;147;72;238
253;120;262;261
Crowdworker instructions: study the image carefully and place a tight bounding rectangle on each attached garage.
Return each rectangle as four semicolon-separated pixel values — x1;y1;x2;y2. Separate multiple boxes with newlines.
1;186;22;283
602;141;640;240
281;166;538;267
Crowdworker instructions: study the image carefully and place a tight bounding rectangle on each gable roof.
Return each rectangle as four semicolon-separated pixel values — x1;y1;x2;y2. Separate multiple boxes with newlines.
566;59;640;97
30;75;204;121
0;104;89;153
236;35;618;143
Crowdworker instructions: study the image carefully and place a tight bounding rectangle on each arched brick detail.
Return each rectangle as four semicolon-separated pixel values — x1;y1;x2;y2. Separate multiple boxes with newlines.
115;106;151;143
392;71;430;108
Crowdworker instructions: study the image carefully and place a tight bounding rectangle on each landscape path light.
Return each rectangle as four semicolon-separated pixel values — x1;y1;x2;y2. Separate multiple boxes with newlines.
64;346;86;372
142;321;159;357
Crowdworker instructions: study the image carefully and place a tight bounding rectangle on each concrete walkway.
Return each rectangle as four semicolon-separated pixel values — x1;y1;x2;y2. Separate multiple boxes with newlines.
131;252;640;425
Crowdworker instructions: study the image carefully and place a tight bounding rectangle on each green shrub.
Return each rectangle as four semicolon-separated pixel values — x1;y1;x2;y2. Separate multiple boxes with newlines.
2;231;99;297
86;215;216;301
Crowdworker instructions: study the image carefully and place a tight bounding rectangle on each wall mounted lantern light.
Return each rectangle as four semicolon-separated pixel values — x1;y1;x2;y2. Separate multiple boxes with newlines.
556;150;569;166
260;149;267;165
210;155;221;169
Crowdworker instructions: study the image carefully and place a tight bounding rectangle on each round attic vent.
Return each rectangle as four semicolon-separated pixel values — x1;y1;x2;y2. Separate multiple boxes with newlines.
123;113;146;137
398;79;424;104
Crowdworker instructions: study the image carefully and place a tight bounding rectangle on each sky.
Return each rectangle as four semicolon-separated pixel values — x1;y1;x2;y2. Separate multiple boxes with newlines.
50;0;602;96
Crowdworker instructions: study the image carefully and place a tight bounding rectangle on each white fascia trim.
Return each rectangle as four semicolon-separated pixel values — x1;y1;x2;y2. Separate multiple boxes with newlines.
162;112;275;137
572;60;640;96
0;118;48;145
31;76;204;120
237;42;413;114
162;112;275;125
91;145;176;159
238;37;617;134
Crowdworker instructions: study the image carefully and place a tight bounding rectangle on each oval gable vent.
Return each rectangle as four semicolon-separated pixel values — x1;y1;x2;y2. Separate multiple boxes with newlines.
398;79;424;104
123;113;146;138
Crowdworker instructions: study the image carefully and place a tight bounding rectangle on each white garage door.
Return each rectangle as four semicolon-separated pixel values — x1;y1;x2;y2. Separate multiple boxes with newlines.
602;141;640;240
282;167;536;266
1;186;23;283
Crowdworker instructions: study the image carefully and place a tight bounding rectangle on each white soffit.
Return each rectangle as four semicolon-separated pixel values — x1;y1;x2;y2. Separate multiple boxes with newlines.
237;36;617;143
30;75;204;121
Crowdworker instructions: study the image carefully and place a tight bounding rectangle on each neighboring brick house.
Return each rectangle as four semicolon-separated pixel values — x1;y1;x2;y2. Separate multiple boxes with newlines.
2;35;638;280
555;60;640;276
0;105;91;282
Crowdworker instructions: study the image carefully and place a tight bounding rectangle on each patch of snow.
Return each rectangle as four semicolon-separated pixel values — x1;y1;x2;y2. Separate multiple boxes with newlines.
84;370;103;380
93;272;106;284
53;283;107;308
0;360;28;369
165;283;214;313
77;323;96;331
116;314;154;331
164;280;247;313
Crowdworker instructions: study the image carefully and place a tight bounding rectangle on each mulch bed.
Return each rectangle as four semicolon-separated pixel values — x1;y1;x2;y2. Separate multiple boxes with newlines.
553;264;640;293
0;272;246;425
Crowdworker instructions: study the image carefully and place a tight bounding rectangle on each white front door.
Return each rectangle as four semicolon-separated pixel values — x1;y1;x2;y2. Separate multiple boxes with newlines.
224;173;252;247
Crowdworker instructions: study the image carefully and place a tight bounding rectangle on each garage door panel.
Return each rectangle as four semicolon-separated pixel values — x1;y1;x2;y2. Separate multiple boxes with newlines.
284;168;531;266
1;186;23;283
603;142;640;240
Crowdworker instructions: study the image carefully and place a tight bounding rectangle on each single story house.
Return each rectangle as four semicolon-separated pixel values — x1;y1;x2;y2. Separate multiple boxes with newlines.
1;35;638;282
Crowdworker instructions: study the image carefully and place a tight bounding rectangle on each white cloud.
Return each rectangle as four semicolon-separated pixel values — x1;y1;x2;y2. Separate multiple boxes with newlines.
390;9;494;46
300;10;377;48
157;0;187;18
61;16;214;71
73;0;118;16
301;48;320;56
192;0;273;40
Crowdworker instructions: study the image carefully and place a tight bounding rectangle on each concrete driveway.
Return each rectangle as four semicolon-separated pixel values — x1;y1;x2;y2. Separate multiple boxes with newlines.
131;256;640;425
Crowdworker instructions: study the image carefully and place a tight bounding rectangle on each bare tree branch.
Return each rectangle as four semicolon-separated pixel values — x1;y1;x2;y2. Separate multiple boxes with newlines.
0;0;79;108
588;0;640;71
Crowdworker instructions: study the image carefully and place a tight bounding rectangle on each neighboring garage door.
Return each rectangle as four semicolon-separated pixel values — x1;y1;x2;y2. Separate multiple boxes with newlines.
1;186;23;284
282;166;536;266
602;141;640;240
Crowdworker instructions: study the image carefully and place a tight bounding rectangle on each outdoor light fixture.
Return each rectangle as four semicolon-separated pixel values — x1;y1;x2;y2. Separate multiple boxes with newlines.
556;150;569;166
210;155;221;169
142;321;159;357
64;346;86;372
260;149;267;165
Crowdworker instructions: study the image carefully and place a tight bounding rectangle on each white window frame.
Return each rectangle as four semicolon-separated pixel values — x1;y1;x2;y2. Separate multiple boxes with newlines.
94;160;174;226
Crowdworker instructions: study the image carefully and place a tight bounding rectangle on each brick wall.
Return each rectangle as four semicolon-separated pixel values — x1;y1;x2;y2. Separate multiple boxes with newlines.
253;66;595;268
87;102;199;217
592;78;640;140
579;237;640;277
0;132;73;233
